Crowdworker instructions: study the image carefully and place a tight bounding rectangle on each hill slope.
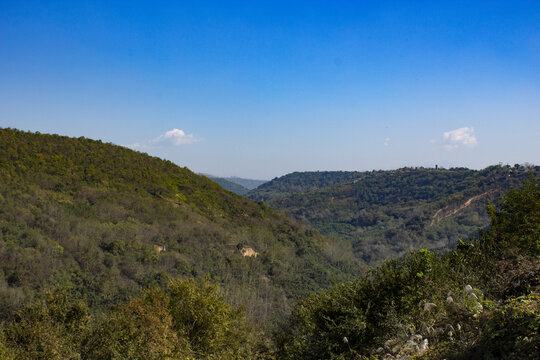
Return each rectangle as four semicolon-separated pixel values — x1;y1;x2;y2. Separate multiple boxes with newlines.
247;167;539;265
277;178;540;359
205;175;250;195
0;128;362;323
0;178;537;360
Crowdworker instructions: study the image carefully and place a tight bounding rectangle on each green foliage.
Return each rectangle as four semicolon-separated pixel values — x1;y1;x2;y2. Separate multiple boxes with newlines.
475;294;540;359
484;177;540;255
168;278;250;358
3;289;89;360
248;166;539;266
0;331;16;360
249;171;364;201
0;279;271;359
0;128;361;327
277;179;540;359
83;288;186;360
277;249;443;359
1;128;538;359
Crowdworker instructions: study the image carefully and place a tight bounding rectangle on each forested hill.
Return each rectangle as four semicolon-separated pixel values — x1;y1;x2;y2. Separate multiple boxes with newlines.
0;176;537;359
247;166;539;265
249;171;364;201
276;178;540;360
0;128;362;324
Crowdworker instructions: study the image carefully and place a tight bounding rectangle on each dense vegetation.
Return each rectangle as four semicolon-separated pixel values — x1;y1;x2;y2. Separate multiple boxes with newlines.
0;278;267;360
0;128;362;327
247;166;539;265
1;127;537;359
250;171;365;200
276;177;540;359
0;176;537;359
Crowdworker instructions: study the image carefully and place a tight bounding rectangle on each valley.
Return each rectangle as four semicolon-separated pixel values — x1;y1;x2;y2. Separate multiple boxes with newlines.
0;128;538;359
247;166;539;265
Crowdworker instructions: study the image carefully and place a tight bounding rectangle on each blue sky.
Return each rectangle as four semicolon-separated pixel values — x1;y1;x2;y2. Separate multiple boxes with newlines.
1;1;539;179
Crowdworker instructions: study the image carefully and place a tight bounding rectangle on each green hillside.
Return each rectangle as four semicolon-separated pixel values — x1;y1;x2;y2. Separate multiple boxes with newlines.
276;178;540;359
0;128;362;324
247;167;539;265
249;171;365;201
0;177;537;359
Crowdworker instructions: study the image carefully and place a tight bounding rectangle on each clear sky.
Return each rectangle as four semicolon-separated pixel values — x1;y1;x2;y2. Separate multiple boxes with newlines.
1;1;539;179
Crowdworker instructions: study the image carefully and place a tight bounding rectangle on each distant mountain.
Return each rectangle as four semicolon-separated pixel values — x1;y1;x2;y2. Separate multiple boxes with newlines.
206;176;250;195
247;166;539;265
225;177;268;190
202;176;267;195
248;171;364;201
0;128;362;324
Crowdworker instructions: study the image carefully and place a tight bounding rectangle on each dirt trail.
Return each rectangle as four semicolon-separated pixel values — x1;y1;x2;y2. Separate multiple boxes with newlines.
430;191;492;226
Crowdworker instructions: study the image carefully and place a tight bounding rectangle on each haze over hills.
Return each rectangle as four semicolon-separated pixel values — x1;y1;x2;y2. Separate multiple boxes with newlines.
0;128;362;324
225;177;268;190
204;175;268;195
247;166;539;265
205;175;251;195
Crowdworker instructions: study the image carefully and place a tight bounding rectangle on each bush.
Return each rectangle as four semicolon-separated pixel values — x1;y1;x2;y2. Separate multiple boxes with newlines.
3;289;89;360
168;278;252;359
83;288;188;360
276;179;540;359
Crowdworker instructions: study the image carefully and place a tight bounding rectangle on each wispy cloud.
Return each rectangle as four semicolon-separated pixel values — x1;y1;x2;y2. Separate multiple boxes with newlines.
434;126;478;151
152;128;200;146
126;128;201;150
383;137;390;147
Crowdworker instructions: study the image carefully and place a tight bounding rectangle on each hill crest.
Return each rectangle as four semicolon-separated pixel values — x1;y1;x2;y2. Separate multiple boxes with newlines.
0;128;362;324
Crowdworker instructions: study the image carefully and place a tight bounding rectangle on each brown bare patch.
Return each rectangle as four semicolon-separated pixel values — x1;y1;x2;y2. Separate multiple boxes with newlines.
154;244;166;253
240;247;258;257
430;191;493;226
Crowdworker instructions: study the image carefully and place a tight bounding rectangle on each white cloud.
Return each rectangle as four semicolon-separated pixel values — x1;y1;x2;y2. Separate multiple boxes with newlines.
440;127;477;151
125;128;201;151
152;128;200;146
383;137;390;147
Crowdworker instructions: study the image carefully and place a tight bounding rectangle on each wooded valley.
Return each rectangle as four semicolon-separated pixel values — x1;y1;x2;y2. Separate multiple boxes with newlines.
0;128;538;359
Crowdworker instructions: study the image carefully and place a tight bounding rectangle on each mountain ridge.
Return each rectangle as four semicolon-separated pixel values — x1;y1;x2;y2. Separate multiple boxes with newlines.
246;166;539;265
